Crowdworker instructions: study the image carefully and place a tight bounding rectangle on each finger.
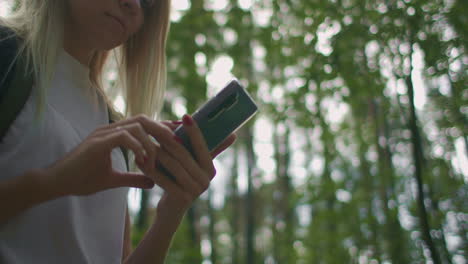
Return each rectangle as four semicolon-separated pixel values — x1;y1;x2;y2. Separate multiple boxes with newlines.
161;139;212;190
93;124;158;172
111;171;155;189
181;114;215;176
158;128;211;184
118;123;157;170
103;114;156;131
161;120;182;131
97;123;156;154
102;116;188;161
149;170;194;205
157;146;204;196
104;115;176;146
211;133;237;158
101;130;146;164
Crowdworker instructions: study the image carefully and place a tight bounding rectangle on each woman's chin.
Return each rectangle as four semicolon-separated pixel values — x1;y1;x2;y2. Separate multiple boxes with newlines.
99;38;126;51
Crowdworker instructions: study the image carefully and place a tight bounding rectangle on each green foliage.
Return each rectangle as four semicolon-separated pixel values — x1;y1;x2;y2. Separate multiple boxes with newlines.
165;217;203;263
138;0;468;263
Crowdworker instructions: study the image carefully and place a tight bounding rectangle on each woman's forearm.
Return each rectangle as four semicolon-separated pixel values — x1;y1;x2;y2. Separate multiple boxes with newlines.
0;169;64;226
124;196;187;264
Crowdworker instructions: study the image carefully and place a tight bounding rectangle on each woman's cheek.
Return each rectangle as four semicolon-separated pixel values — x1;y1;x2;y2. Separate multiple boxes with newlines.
130;17;144;36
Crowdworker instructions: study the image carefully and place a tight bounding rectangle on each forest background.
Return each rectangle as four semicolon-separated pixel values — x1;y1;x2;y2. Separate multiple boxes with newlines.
1;0;467;263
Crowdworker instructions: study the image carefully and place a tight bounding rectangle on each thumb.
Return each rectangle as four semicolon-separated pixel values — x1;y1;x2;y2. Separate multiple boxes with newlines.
112;171;155;189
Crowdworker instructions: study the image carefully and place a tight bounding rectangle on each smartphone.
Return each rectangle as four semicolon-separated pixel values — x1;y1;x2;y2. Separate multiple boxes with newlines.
161;79;258;180
175;79;258;153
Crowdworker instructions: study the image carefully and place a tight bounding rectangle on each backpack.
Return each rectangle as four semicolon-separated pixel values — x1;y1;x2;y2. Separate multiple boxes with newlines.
0;26;130;170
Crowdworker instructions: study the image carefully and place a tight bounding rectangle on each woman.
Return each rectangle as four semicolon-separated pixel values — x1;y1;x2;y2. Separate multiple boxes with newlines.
0;0;235;263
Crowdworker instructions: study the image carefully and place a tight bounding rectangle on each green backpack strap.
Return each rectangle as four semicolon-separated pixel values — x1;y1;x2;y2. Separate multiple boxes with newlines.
0;52;34;141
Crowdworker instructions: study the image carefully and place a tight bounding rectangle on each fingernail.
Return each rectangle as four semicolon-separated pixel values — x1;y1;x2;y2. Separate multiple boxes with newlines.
183;114;193;126
172;120;183;125
143;156;148;163
173;135;184;144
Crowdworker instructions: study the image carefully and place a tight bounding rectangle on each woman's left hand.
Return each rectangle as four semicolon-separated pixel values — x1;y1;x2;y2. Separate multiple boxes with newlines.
150;115;236;214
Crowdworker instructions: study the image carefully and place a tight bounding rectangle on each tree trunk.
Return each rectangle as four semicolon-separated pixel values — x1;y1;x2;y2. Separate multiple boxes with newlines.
272;125;281;263
187;206;202;263
406;72;441;264
136;189;149;231
244;127;257;264
371;98;409;263
230;146;240;264
272;124;294;263
282;127;294;263
208;190;217;264
355;99;381;261
316;84;343;263
372;98;411;263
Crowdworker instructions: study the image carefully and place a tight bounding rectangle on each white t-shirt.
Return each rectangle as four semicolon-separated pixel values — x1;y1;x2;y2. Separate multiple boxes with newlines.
0;50;128;263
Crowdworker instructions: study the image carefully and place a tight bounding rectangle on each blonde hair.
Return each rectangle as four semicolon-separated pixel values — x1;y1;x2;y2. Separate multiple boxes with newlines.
0;0;171;120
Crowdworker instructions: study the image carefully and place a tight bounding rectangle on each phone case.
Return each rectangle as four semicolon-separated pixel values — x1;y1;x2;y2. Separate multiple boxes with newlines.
174;79;258;154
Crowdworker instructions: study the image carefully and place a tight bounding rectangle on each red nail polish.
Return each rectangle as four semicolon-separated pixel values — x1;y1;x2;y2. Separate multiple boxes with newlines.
183;114;193;126
172;120;183;125
174;135;184;144
143;156;148;163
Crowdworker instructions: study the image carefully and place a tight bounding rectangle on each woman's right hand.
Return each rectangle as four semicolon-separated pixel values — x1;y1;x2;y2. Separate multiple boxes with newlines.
43;115;177;196
0;115;182;225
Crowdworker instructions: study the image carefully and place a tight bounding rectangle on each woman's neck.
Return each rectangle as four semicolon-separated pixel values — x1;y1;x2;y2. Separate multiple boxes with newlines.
63;22;95;67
